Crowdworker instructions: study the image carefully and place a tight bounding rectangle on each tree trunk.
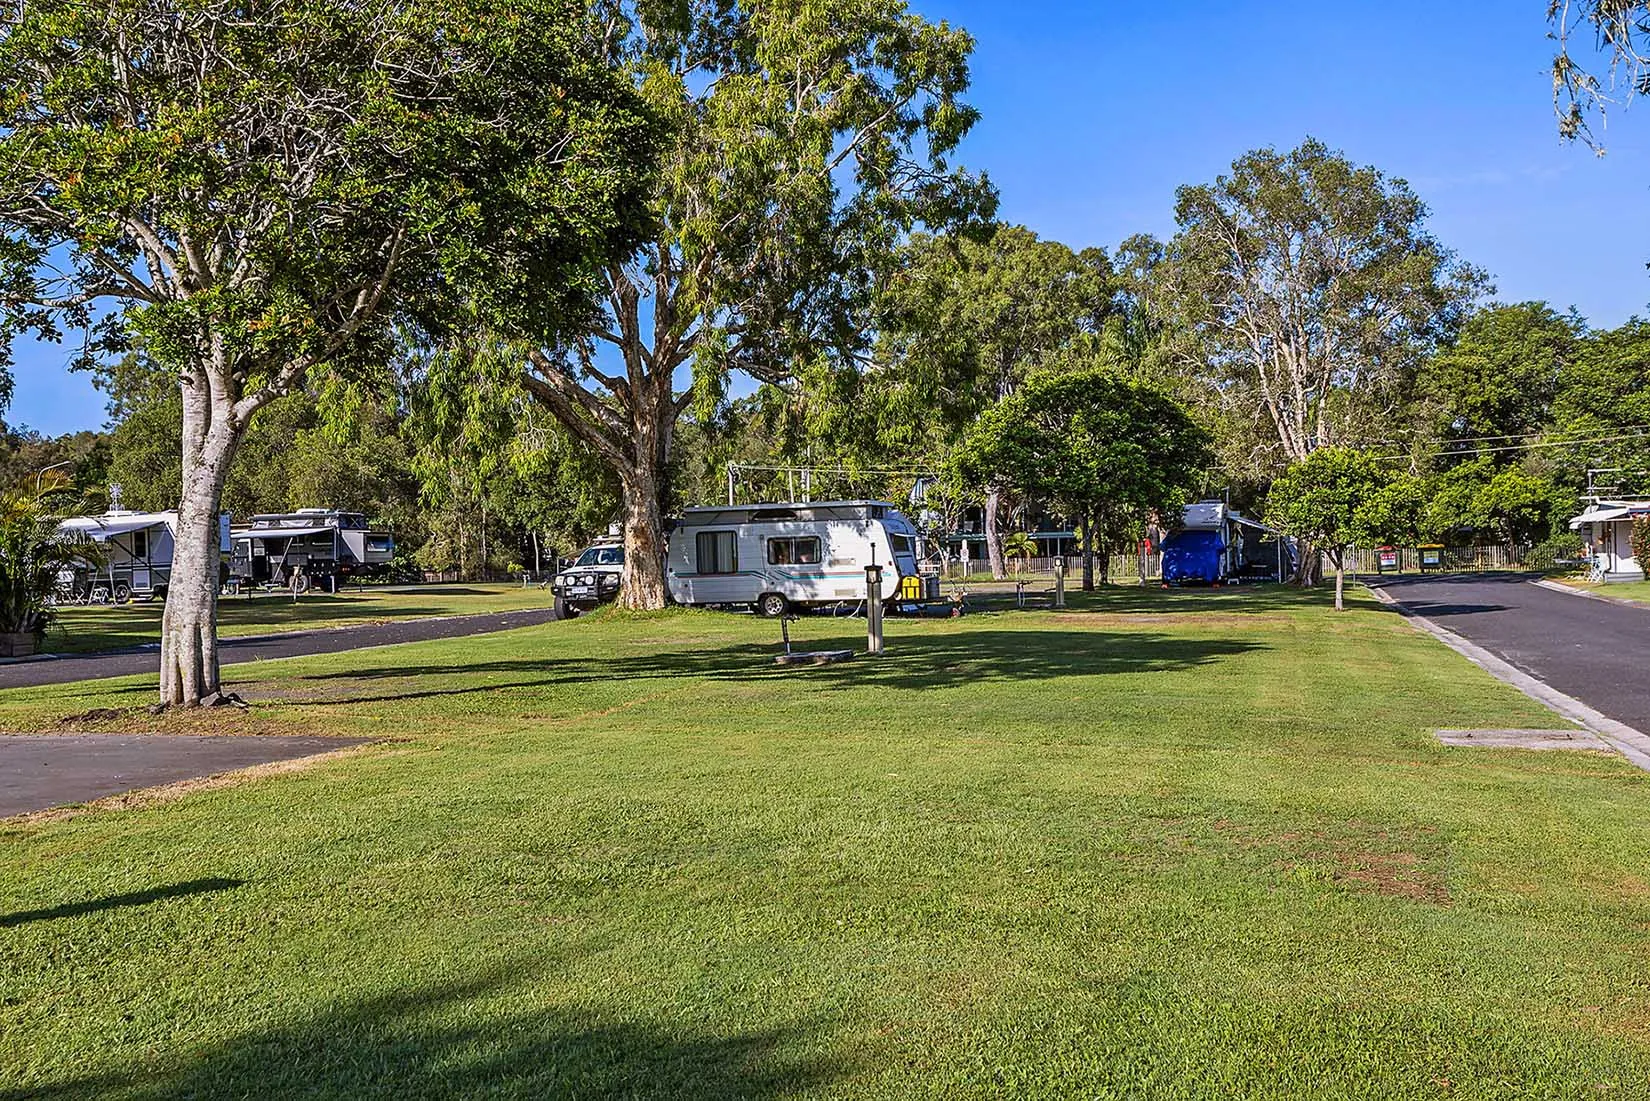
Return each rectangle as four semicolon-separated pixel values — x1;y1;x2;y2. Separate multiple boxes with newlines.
1080;510;1095;591
984;488;1007;580
1292;540;1320;587
159;400;238;706
619;456;668;611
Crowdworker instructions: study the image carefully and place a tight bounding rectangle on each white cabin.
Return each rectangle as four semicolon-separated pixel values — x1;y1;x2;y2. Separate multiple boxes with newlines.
667;501;924;615
1570;500;1649;581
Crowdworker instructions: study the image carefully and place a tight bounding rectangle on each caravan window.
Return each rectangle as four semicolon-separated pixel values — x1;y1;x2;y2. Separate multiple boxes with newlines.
696;531;738;575
889;533;914;556
766;537;821;566
130;529;149;559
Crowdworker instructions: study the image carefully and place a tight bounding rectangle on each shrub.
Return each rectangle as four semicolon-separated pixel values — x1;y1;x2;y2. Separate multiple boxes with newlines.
1632;517;1650;571
0;489;92;636
1526;533;1584;573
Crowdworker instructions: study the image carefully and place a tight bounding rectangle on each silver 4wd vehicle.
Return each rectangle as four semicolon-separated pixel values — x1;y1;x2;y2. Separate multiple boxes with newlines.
551;538;624;618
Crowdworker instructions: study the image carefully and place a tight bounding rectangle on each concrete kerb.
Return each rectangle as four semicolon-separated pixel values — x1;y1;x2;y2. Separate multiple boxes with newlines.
1531;577;1650;611
1366;584;1650;774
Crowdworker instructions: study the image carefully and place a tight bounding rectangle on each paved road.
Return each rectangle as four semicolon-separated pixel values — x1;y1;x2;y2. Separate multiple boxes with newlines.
0;734;372;817
0;608;559;691
1368;573;1650;733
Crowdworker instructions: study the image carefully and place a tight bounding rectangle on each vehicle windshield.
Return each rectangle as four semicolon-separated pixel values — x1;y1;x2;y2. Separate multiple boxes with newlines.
574;546;623;567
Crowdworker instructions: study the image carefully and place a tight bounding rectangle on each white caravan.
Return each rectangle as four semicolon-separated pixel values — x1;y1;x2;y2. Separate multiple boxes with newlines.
667;501;927;616
57;510;231;602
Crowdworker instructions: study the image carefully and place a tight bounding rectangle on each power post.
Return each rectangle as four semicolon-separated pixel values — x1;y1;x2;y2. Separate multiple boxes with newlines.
865;563;884;655
1053;555;1066;608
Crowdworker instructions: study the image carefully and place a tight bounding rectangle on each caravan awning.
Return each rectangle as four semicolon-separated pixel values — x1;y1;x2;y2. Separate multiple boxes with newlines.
59;517;165;541
233;526;334;541
1570;507;1631;530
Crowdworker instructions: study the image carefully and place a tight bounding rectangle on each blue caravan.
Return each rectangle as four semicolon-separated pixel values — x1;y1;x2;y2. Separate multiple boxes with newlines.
1162;528;1227;584
1161;501;1292;585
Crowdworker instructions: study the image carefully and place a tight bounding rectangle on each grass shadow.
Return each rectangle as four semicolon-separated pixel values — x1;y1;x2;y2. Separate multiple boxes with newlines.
0;877;244;928
285;628;1268;705
6;969;836;1100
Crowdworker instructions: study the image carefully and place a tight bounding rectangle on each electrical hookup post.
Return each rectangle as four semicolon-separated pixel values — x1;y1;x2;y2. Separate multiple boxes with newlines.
865;563;884;655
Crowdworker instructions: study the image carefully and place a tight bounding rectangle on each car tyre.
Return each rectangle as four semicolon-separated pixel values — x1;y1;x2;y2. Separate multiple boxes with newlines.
552;596;576;621
113;583;132;605
757;592;788;618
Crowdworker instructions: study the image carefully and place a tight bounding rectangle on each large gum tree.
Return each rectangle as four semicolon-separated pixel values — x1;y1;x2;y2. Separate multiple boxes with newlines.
508;0;995;609
0;0;655;704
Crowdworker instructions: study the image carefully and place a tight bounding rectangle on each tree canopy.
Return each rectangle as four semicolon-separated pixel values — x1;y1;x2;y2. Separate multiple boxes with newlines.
1160;138;1485;478
493;0;995;609
1266;447;1419;608
947;370;1211;588
0;0;659;703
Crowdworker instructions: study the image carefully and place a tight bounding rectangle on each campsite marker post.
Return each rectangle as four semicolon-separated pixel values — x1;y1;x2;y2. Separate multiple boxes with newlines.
865;563;884;655
1053;556;1066;608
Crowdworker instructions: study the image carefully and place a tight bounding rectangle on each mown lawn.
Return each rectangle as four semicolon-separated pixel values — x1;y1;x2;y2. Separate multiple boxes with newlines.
3;585;1649;1098
1557;578;1650;606
42;582;554;655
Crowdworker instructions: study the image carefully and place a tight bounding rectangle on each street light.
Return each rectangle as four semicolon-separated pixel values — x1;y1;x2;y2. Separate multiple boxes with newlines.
35;460;72;493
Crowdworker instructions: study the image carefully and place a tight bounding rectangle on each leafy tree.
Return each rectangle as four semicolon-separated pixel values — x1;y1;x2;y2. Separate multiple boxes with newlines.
0;485;92;644
1421;303;1579;458
1549;319;1650;496
863;226;1112;577
1001;530;1037;573
1266;447;1420;610
1632;515;1650;570
0;0;655;704
1161;138;1485;480
492;0;994;610
947;371;1211;590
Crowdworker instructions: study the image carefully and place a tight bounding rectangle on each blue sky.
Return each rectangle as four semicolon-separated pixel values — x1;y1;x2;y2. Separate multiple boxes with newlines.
9;1;1647;435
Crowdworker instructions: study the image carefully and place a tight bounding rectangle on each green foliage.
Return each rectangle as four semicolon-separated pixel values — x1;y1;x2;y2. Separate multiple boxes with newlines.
1632;516;1650;570
1266;448;1421;566
1001;531;1037;569
1161;138;1485;477
1549;318;1650;492
948;371;1212;534
1525;533;1584;573
0;486;93;634
1417;459;1566;545
861;226;1113;457
1420;303;1578;452
0;0;657;384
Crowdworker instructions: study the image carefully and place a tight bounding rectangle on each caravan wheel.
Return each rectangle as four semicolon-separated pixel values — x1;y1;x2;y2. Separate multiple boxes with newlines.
756;592;789;618
113;583;132;605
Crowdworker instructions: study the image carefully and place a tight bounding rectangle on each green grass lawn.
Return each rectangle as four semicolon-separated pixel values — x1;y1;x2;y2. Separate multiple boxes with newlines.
41;582;555;655
1555;578;1650;605
4;585;1649;1098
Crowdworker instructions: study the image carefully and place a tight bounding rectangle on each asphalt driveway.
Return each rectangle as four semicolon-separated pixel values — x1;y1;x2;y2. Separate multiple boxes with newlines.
0;608;559;691
0;734;371;818
1367;573;1650;734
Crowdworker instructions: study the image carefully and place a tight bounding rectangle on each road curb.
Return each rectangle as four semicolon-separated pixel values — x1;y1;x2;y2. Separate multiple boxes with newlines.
1367;584;1650;774
1531;577;1650;611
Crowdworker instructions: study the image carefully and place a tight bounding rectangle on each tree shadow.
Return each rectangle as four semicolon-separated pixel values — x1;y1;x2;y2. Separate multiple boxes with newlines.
0;877;244;929
7;969;836;1100
1382;601;1511;617
285;628;1267;705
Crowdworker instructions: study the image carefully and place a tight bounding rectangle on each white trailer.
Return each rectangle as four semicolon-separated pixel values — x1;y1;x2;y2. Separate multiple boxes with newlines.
666;501;928;616
57;510;231;602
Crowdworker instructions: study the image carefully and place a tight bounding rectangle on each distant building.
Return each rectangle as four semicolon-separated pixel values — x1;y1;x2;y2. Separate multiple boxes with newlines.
1570;500;1649;581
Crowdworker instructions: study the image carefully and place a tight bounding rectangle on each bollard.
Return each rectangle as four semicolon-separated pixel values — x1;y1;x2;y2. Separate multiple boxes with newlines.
1053;555;1066;608
1015;579;1025;608
865;563;884;655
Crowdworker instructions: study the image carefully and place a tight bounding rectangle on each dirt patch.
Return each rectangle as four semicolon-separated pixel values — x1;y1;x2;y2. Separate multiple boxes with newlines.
1174;816;1452;904
38;705;342;739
